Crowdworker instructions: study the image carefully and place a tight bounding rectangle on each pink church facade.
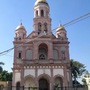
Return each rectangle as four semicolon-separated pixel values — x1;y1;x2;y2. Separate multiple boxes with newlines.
12;0;72;90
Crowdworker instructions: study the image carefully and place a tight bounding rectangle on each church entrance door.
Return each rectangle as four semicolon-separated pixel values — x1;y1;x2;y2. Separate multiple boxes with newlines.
39;78;49;90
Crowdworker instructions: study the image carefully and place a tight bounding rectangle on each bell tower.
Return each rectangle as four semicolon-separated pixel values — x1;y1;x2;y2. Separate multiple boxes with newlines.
14;23;26;41
33;0;52;36
56;24;67;40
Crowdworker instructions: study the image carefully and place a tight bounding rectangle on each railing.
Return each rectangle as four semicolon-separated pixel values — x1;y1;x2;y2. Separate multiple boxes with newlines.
0;86;89;90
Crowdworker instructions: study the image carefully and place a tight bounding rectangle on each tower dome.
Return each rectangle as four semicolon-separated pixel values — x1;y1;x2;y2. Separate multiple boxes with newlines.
16;23;25;30
34;0;49;7
56;24;67;39
56;24;65;32
15;23;26;40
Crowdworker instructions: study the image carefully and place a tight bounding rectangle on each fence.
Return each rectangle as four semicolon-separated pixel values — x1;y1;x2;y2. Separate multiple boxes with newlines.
0;86;89;90
54;86;88;90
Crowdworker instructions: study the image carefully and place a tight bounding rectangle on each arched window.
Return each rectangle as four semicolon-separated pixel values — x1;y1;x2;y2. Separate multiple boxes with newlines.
61;47;66;60
36;10;38;16
39;48;46;60
26;50;32;60
38;23;42;34
61;51;65;60
39;43;48;60
18;52;22;59
41;10;44;17
44;23;47;30
54;77;63;90
44;23;48;34
17;47;23;59
53;49;59;60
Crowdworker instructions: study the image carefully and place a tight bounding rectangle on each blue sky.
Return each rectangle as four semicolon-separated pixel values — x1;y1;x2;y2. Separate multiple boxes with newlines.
0;0;90;73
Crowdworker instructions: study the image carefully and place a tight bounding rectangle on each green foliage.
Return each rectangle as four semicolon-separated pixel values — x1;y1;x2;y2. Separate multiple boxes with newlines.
0;62;4;65
70;59;86;80
0;62;4;73
0;62;12;81
82;78;87;85
0;70;12;81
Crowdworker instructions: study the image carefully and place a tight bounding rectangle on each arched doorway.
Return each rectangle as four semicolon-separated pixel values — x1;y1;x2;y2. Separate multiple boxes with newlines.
16;82;20;90
54;77;63;90
39;78;49;90
24;76;35;88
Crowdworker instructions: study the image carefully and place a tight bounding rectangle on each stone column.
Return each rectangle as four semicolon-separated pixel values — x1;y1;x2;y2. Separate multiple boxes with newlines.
33;42;38;60
38;8;41;17
63;66;68;87
48;42;53;60
12;70;15;86
50;68;54;90
35;66;38;89
20;68;24;86
22;46;26;59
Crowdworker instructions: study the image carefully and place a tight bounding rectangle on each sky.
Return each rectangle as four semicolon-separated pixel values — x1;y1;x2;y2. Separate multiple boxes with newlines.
0;0;90;74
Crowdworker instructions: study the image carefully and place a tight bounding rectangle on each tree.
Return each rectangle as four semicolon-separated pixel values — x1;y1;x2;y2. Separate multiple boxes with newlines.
70;59;86;86
82;78;87;86
0;70;12;81
82;71;90;86
0;62;4;73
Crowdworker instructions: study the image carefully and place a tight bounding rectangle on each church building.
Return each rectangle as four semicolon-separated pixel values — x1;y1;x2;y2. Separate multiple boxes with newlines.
12;0;72;90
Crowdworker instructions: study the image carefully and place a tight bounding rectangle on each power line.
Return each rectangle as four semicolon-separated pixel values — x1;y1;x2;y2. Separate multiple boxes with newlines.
0;12;90;56
0;32;49;55
0;48;14;55
63;13;90;26
64;15;90;27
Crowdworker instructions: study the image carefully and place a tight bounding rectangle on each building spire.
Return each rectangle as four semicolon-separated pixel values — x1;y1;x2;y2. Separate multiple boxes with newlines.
20;19;22;25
